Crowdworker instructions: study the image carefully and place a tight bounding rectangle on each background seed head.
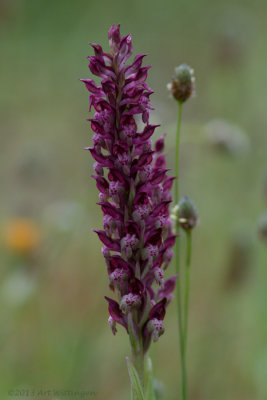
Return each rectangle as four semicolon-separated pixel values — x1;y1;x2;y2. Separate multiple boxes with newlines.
168;64;195;103
178;196;198;232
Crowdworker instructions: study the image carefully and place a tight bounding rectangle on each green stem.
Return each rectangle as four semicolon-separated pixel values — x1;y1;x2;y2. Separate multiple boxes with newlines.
133;349;145;390
174;101;182;205
174;101;187;400
184;230;192;355
128;312;145;397
133;351;145;400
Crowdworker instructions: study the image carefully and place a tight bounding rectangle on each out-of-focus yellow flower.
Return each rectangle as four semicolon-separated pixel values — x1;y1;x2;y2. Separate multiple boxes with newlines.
3;218;40;255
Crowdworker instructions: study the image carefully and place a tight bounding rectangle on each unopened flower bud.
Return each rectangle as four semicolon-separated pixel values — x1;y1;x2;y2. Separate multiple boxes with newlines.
147;318;165;342
163;248;173;263
132;210;142;223
168;64;195;103
163;248;174;269
109;268;129;291
135;204;150;219
102;246;110;259
109;181;123;196
103;214;116;232
155;215;166;229
178;196;198;231
99;193;106;202
139;165;152;183
141;244;159;261
120;293;141;313
93;162;104;176
154;267;164;286
121;234;139;258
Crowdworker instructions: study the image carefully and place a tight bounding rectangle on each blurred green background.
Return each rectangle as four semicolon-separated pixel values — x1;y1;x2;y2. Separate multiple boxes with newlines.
0;0;266;399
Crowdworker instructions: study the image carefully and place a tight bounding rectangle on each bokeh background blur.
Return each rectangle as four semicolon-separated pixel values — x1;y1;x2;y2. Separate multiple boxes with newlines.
0;0;267;399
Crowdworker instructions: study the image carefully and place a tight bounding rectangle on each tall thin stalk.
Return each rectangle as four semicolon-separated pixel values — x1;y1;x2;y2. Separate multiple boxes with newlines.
132;348;145;390
174;101;187;400
169;64;195;400
184;230;192;353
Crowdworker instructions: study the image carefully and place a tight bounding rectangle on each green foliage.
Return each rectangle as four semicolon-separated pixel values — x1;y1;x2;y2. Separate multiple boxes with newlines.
127;357;145;400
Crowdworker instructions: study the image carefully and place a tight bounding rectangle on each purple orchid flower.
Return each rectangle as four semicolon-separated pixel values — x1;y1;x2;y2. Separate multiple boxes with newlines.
81;24;177;358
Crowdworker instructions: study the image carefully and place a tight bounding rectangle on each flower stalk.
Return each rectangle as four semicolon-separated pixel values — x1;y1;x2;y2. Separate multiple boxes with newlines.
174;101;187;400
168;65;196;400
183;230;192;353
81;24;178;398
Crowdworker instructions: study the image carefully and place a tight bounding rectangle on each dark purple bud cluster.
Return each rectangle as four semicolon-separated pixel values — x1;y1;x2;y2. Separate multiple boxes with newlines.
81;25;177;353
